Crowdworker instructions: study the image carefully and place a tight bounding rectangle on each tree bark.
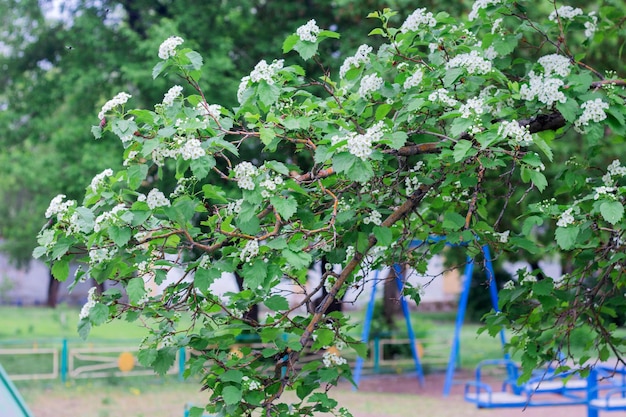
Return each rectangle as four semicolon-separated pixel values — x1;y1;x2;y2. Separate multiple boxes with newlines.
46;269;59;307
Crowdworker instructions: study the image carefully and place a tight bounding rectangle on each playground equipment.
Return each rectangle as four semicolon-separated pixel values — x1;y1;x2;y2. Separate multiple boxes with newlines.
0;363;34;417
353;238;505;395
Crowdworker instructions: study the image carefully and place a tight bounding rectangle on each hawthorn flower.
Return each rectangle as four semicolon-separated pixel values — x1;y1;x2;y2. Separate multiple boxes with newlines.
503;280;515;290
468;0;502;21
400;8;436;33
249;59;284;84
428;88;458;107
459;97;485;119
585;12;597;39
538;54;571;77
358;74;383;99
158;36;184;60
234;161;259;190
296;19;320;42
89;168;114;192
339;44;372;79
446;50;492;74
556;207;575;227
593;186;615;200
146;188;171;209
98;92;131;119
363;210;382;225
403;68;423;90
45;194;76;219
93;203;127;232
519;71;566;107
575;98;609;131
608;160;626;177
346;121;385;160
322;350;347;367
179;138;205;160
79;287;98;320
240;239;260;263
548;6;583;21
162;85;183;106
498;120;533;146
197;103;221;120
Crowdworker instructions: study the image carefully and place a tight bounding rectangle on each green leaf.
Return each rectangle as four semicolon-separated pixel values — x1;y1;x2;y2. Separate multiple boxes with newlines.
188;407;205;417
528;170;548;192
373;226;392;246
443;68;464;87
152;61;166;79
493;35;518;56
89;302;109;326
257;81;280;107
282;248;312;270
385;131;408;149
190;155;216;180
264;295;290;311
77;319;91;340
52;258;70;281
260;126;276;146
108;226;131;247
532;134;554;162
137;348;157;367
153;347;177;376
195;267;220;294
332;152;355;174
126;277;146;305
346;158;374;183
127;164;149;190
453;140;473;163
241;259;268;290
555;226;580;250
185;51;203;70
600;201;624;225
450;118;473;138
270;195;298;220
282;34;299;53
556;98;579;123
222;386;242;406
220;369;244;383
294;40;319;60
202;184;228;203
442;211;466;231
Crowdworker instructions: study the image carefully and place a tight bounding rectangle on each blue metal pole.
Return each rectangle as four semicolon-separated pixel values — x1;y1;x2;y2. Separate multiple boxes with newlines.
587;368;598;417
394;264;425;386
61;338;68;384
353;270;380;388
483;245;507;353
178;347;186;381
443;257;474;396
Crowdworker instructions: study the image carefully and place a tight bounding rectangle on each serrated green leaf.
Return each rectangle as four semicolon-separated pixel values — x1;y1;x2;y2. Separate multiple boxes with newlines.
264;295;290;311
283;34;299;53
241;259;268;289
600;201;624;225
52;258;70;281
126;277;146;305
185;51;204;70
442;211;466;231
153;347;177;376
373;226;392;246
453;140;473;162
443;68;464;87
556;98;579;123
257;81;280;107
77;319;91;340
260;126;276;146
294;40;319;60
89;302;109;326
108;226;131;247
137;348;157;367
282;248;312;270
221;369;244;383
555;226;580;250
190;155;216;180
222;386;242;406
152;61;166;79
270;195;298;220
202;184;228;203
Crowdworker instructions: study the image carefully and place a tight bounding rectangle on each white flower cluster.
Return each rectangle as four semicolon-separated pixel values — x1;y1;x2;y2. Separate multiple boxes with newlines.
79;287;98;320
162;85;183;107
468;0;502;21
403;68;423;90
233;161;259;190
537;54;571;77
446;50;492;74
89;168;114;193
503;280;515;290
556;207;575;227
296;19;320;42
260;175;284;198
241;376;262;391
237;59;284;103
123;150;138;167
400;8;436;33
98;92;131;120
459;97;486;119
358;73;383;99
608;160;626;177
89;247;114;263
428;88;458;107
491;18;503;34
179;138;206;160
197;103;221;120
322;350;347;367
548;6;583;21
240;239;259;263
405;161;424;196
145;188;171;209
348;121;385;160
363;210;382;225
339;44;372;79
520;270;537;284
575;98;609;131
45;194;76;219
519;71;566;107
593;186;616;200
495;230;510;243
226;199;244;215
498;120;533;146
585;12;597;39
94;203;127;232
158;36;184;60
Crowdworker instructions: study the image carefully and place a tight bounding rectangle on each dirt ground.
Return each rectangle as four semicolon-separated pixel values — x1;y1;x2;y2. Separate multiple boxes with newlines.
23;370;599;417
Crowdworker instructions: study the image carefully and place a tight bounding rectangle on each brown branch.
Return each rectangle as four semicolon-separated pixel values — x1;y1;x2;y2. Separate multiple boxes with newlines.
387;142;440;156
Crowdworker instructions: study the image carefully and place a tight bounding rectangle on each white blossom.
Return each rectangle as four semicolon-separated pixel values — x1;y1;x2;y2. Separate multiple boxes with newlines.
549;6;583;21
79;287;98;320
197;103;221;120
89;168;114;192
575;98;609;131
403;68;423;90
446;50;492;74
180;138;206;160
240;239;259;263
400;8;436;33
296;19;320;42
363;210;382;225
498;120;533;146
339;44;372;79
503;280;515;290
322;350;347;367
234;161;259;190
98;92;131;119
162;85;183;106
249;59;284;85
608;160;626;177
45;194;76;219
519;71;566;107
468;0;502;21
93;204;127;232
358;74;383;99
585;12;597;39
346;121;385;161
538;54;571;77
146;188;171;209
428;88;458;107
89;247;114;263
593;186;615;200
556;207;575;227
459;97;485;119
158;36;184;60
226;199;244;215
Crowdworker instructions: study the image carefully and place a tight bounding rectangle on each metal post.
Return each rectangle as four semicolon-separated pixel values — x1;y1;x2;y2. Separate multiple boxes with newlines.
587;368;598;417
61;338;68;384
353;270;380;388
178;347;186;381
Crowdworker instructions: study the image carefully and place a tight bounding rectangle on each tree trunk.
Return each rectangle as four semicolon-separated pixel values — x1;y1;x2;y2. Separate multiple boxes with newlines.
312;258;343;314
46;269;59;307
382;263;407;331
234;272;259;323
